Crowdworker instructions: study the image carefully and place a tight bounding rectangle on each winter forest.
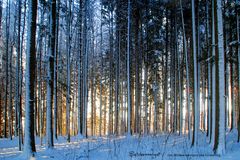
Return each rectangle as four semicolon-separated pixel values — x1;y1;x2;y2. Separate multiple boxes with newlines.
0;0;240;159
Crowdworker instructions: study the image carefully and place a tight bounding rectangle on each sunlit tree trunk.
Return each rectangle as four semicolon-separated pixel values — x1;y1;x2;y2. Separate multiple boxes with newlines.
179;0;190;136
82;0;89;138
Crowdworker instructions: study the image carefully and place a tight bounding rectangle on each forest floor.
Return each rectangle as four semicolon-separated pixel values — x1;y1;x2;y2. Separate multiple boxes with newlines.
0;130;240;160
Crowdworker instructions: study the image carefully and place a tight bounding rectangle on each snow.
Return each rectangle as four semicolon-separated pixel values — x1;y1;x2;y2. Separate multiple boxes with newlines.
1;131;240;160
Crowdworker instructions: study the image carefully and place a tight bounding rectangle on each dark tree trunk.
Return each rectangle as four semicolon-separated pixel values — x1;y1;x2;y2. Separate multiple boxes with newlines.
23;0;38;156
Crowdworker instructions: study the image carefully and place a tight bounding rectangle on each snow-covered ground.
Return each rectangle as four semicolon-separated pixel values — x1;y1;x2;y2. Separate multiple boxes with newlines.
1;130;240;160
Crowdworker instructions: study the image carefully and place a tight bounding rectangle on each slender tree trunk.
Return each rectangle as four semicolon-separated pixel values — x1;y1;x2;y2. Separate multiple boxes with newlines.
179;0;190;137
9;46;13;140
0;82;2;137
4;0;10;138
37;4;44;146
191;0;198;146
66;0;72;142
99;1;103;136
144;64;148;134
163;12;169;132
211;0;216;147
127;0;132;136
82;0;89;137
54;0;60;140
228;19;234;131
237;0;240;142
0;0;2;137
0;0;2;37
206;0;212;139
153;74;158;134
9;0;16;139
46;0;56;148
134;14;140;134
78;0;83;137
176;11;182;134
19;0;27;147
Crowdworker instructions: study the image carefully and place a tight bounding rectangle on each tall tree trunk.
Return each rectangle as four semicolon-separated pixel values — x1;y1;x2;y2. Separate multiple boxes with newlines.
9;0;15;139
191;0;198;146
19;0;27;147
99;0;103;136
78;0;83;137
237;0;240;142
213;0;226;154
163;11;169;132
24;0;37;157
54;0;60;140
211;0;216;147
82;0;89;138
66;0;72;142
0;0;2;138
206;0;212;139
134;13;140;134
15;0;21;141
37;4;44;146
9;46;13;140
179;0;190;137
127;0;132;136
4;0;10;138
46;0;56;148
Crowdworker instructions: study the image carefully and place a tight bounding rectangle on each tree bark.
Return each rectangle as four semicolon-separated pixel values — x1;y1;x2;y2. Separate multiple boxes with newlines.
46;0;56;148
23;0;37;157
